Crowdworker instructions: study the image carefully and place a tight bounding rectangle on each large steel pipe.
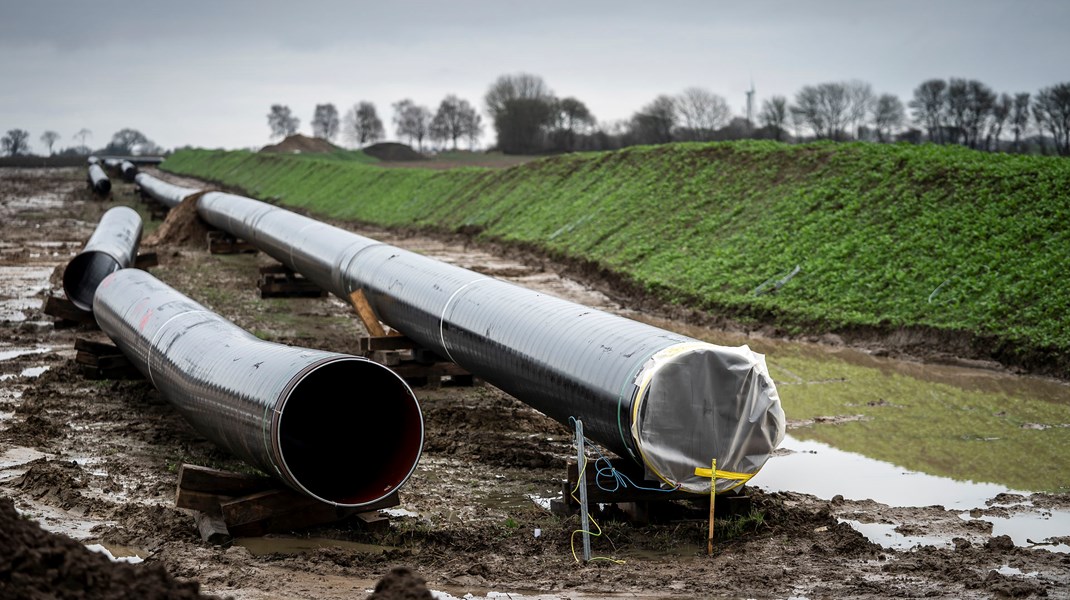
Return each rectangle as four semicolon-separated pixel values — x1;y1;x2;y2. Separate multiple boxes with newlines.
197;192;785;493
62;206;142;311
120;160;138;182
93;268;424;507
134;172;200;208
87;164;111;196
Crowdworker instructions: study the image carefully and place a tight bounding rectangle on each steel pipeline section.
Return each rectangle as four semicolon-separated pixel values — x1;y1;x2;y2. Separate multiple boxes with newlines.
87;164;111;196
93;268;424;507
197;191;785;493
134;172;201;208
120;160;138;182
62;205;142;312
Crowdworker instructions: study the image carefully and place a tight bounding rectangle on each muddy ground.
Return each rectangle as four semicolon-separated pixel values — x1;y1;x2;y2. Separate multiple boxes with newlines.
1;167;1068;599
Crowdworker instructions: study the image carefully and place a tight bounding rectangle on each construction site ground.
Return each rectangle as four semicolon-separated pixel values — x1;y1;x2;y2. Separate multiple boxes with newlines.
1;167;1068;599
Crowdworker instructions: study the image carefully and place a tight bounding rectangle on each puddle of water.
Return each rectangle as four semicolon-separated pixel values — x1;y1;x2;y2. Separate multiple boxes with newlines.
0;346;51;362
234;536;398;557
0;446;52;470
0;365;50;381
86;543;146;564
838;519;951;551
758;435;1010;509
960;511;1070;553
758;436;1070;553
997;565;1039;577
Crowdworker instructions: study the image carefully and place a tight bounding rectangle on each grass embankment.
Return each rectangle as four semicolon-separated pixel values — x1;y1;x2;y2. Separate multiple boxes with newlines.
162;141;1070;376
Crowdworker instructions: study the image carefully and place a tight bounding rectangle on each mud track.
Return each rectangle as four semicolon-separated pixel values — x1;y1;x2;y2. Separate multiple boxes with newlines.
1;168;1067;599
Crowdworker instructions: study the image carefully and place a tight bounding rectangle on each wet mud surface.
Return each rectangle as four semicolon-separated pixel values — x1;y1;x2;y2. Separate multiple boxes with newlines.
1;167;1069;599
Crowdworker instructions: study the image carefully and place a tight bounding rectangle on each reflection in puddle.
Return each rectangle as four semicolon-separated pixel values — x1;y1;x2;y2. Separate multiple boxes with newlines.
758;436;1009;509
235;536;398;557
86;543;145;564
0;365;50;381
0;346;51;362
839;519;950;551
961;511;1070;553
759;436;1070;553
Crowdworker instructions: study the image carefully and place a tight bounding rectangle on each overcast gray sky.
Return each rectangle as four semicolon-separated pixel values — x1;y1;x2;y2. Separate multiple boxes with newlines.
2;0;1067;153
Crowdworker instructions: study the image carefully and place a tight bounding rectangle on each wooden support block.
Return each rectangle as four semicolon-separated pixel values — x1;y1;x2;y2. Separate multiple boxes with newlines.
175;488;232;514
370;350;403;367
359;336;418;353
42;295;97;327
348;289;387;337
354;510;391;533
134;252;158;269
206;230;258;255
257;273;327;298
177;464;276;496
195;512;232;545
74;337;141;380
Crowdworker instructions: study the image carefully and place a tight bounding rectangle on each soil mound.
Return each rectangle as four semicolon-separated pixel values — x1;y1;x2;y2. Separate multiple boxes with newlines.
0;495;216;599
143;192;212;247
363;142;425;162
365;567;433;600
260;134;339;154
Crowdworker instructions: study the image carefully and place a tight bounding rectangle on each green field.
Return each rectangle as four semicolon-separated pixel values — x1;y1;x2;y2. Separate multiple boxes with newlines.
162;141;1070;376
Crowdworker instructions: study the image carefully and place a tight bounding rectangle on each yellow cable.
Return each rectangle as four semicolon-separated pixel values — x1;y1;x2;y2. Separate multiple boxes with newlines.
569;455;626;565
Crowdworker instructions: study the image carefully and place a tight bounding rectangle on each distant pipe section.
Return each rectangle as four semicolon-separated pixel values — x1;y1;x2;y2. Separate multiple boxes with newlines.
120;160;138;182
134;172;201;208
62;206;142;312
92;268;424;507
87;164;111;196
197;192;785;493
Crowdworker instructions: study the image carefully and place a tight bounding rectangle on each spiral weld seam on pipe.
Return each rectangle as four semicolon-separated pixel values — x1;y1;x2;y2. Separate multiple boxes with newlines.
92;268;425;507
62;205;143;312
196;191;787;494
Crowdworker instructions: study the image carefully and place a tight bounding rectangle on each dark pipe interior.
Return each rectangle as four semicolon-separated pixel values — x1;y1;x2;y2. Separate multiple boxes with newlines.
62;252;121;312
278;358;423;506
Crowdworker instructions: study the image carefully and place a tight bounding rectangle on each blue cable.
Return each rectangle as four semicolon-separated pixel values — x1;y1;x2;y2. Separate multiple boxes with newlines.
569;416;680;494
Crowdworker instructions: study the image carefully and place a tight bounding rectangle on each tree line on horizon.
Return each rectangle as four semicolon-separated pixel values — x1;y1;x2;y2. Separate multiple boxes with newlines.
264;74;1070;157
4;75;1067;158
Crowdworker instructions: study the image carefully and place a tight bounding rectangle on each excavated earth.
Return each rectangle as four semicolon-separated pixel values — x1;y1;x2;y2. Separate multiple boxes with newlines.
1;167;1068;599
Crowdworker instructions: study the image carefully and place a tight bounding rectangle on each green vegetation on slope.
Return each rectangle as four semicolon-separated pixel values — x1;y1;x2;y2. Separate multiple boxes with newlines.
162;141;1070;374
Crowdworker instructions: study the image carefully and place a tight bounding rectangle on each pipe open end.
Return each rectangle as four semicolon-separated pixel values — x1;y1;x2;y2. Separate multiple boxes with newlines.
276;357;423;507
631;343;785;494
62;252;122;312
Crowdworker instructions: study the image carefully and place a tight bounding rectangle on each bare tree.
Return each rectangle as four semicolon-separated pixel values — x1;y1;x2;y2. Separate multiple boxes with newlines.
105;129;158;155
74;128;92;148
846;81;874;138
267;104;299;139
550;97;595;151
392;99;432;151
1010;92;1031;152
629;95;676;145
342;102;384;147
945;79;995;148
463;110;484;150
1032;82;1070;156
311;103;340;140
871;94;905;142
758;96;789;141
792;83;848;140
674;87;731;141
2;129;30;156
909;79;947;143
430;95;481;151
40;131;60;155
986;93;1012;151
484;73;556;154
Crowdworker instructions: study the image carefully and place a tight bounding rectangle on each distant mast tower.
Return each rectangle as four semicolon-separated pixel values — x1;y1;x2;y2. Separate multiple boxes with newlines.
745;80;756;128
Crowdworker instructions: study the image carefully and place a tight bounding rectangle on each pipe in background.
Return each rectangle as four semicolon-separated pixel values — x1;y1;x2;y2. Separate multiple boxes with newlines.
87;164;111;196
62;205;142;311
134;172;201;209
